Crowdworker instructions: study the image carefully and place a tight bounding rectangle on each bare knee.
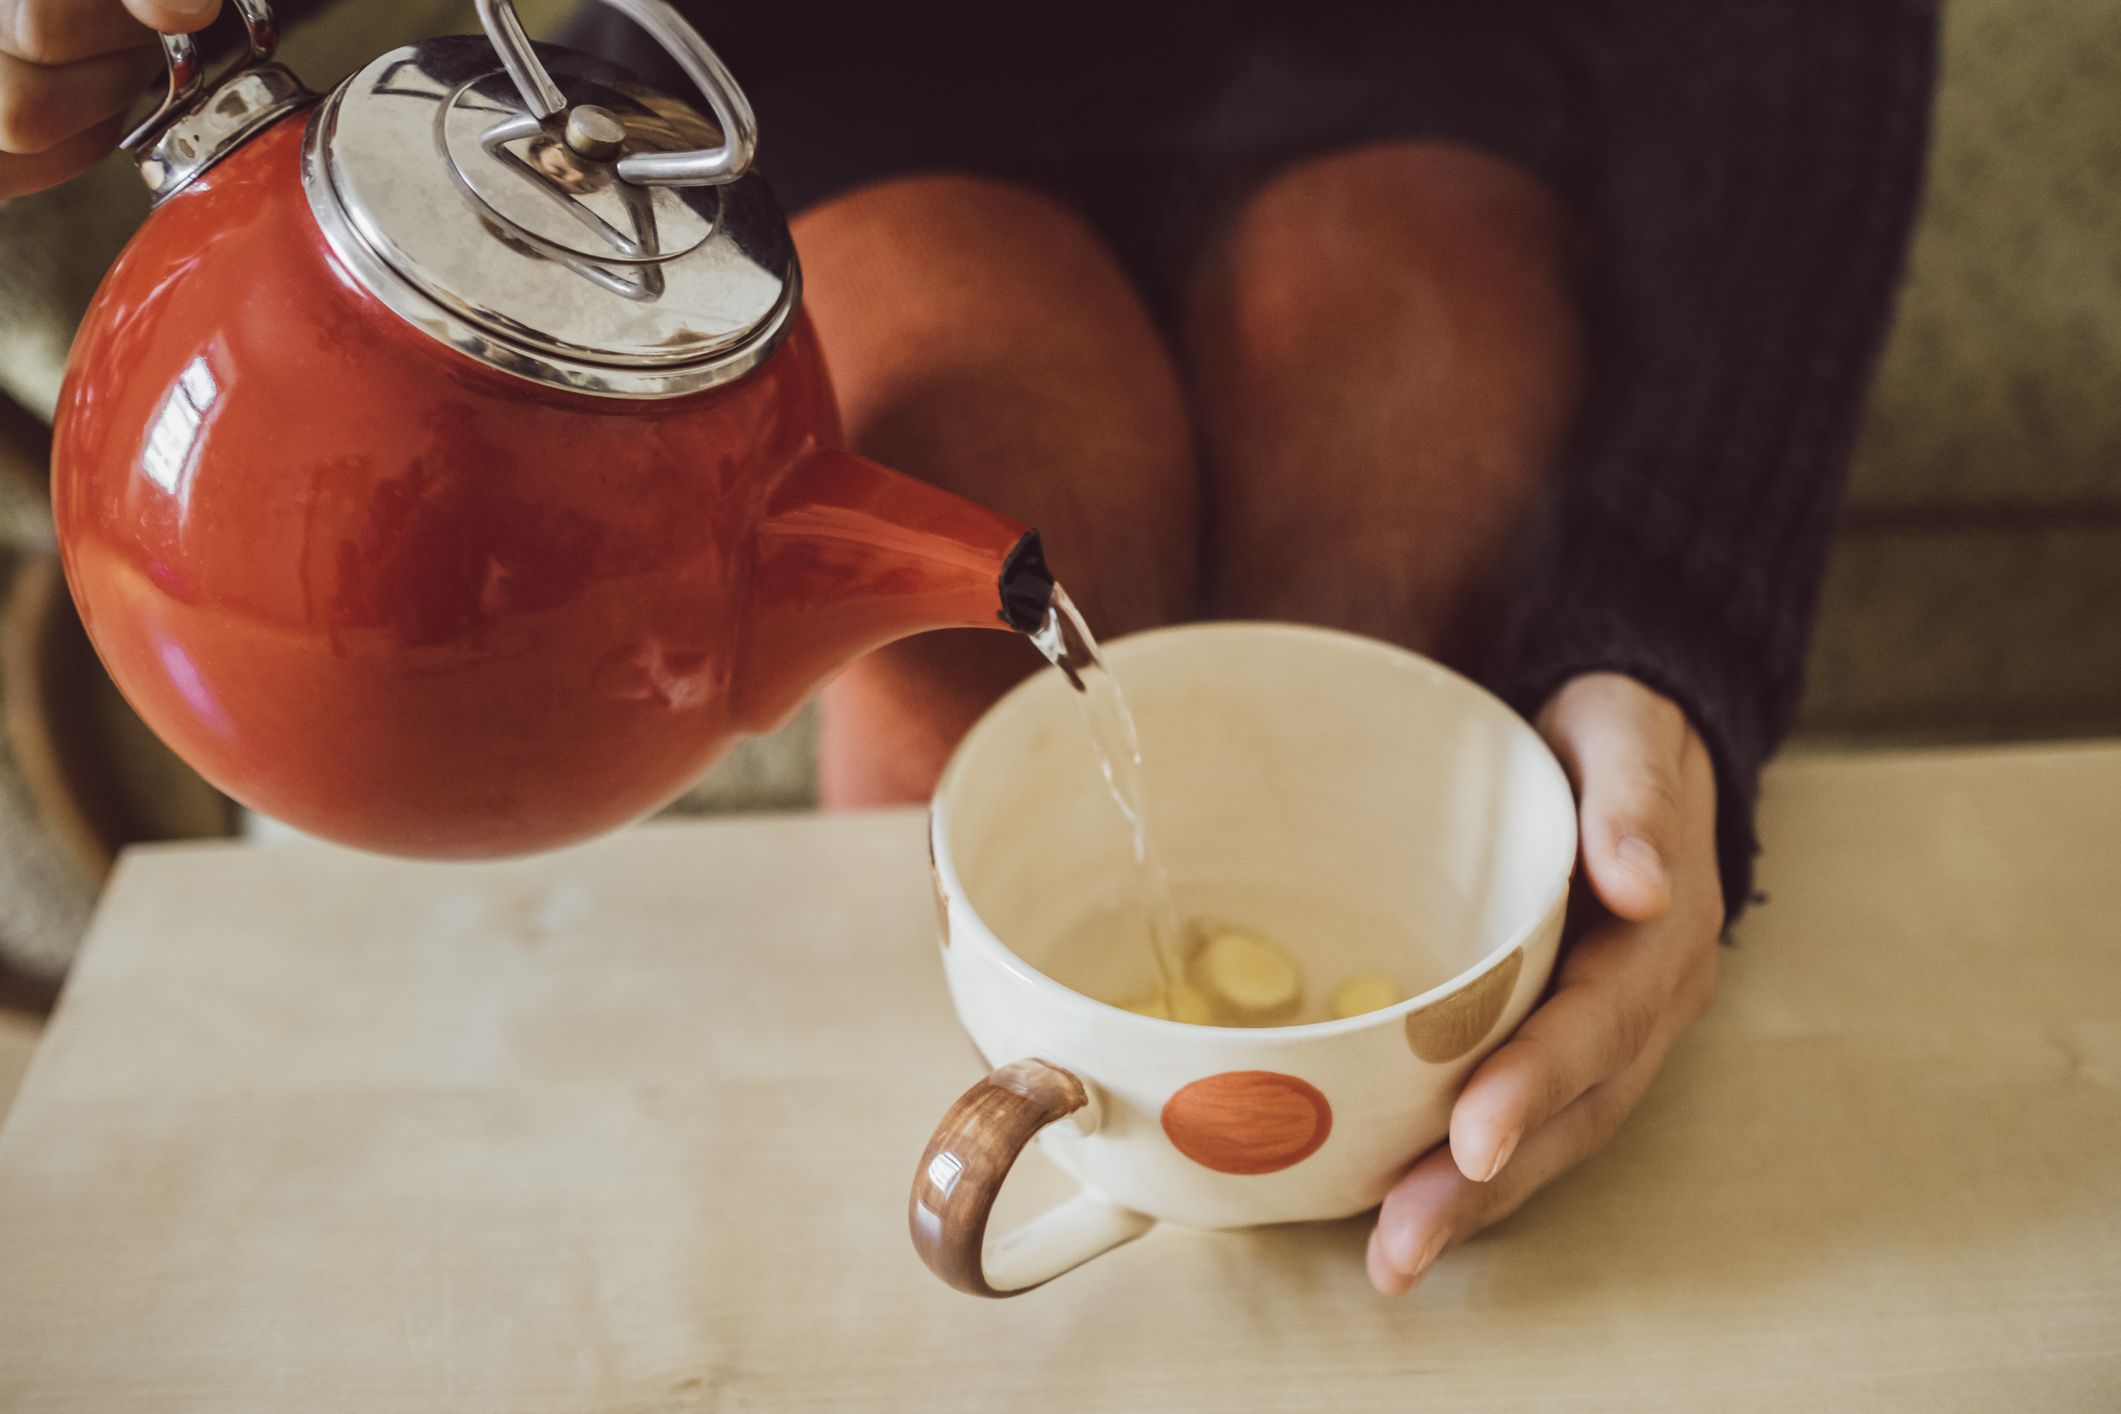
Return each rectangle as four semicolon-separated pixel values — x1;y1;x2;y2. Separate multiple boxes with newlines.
798;176;1186;470
798;175;1197;627
1186;143;1588;654
797;176;1199;805
1194;144;1586;390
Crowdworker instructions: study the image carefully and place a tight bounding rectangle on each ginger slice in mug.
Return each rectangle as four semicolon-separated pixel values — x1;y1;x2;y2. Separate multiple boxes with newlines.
1188;926;1302;1025
1329;974;1401;1019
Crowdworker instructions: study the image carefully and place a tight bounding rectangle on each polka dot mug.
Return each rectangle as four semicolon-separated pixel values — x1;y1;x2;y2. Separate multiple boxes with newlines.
914;623;1577;1295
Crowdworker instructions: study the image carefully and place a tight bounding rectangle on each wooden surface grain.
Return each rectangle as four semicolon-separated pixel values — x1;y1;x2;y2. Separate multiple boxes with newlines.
1;744;2117;1411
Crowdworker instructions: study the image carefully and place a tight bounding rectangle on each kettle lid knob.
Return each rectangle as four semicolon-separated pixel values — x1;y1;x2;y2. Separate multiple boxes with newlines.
302;0;799;400
563;106;629;163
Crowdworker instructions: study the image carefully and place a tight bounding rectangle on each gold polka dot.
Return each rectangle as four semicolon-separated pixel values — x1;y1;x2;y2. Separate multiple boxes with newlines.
1405;948;1523;1062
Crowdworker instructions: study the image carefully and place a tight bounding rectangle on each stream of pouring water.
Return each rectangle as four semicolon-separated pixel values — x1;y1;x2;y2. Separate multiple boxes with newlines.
1026;586;1189;1008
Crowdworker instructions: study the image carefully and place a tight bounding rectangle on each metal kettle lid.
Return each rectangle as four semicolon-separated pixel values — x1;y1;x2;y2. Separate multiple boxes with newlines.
302;0;799;399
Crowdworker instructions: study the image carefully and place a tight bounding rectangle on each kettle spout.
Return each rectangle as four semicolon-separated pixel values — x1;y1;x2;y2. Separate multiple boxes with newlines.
734;446;1055;730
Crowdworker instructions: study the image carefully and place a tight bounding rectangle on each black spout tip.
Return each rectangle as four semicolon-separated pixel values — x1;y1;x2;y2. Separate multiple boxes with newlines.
997;530;1055;634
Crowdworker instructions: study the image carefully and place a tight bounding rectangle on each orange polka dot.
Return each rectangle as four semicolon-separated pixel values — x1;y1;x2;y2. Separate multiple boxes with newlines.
1160;1071;1331;1175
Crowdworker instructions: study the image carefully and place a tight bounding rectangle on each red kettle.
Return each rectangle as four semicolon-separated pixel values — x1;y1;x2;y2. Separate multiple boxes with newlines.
52;0;1055;858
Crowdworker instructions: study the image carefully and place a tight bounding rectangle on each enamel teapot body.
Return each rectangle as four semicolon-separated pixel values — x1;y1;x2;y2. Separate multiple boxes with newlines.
53;0;1050;857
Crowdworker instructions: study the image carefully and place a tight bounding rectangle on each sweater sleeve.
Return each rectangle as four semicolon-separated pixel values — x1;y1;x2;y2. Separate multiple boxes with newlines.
1484;0;1940;919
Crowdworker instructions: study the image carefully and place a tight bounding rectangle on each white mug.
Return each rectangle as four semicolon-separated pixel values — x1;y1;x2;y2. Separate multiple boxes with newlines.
912;623;1576;1295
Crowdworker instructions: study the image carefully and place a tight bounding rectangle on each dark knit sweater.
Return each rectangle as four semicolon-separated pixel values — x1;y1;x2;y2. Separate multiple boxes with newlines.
1485;1;1940;917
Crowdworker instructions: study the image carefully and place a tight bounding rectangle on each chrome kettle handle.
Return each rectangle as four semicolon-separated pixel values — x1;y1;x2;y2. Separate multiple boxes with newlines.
475;0;758;188
122;0;276;152
122;0;309;202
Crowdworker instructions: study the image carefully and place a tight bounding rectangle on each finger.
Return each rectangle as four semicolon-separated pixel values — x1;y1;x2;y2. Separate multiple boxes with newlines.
1364;1225;1406;1296
1544;682;1690;924
120;0;221;35
0;44;159;154
0;111;123;196
1445;913;1689;1181
0;0;208;66
1371;1004;1677;1295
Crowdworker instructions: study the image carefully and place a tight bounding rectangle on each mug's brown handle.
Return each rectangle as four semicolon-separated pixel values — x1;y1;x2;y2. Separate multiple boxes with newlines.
909;1058;1153;1296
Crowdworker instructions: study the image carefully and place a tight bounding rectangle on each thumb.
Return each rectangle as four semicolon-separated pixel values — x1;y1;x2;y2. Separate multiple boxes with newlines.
1539;675;1687;924
122;0;225;36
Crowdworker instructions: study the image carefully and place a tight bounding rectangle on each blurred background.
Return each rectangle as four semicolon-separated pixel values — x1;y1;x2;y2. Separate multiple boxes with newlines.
3;0;2118;1092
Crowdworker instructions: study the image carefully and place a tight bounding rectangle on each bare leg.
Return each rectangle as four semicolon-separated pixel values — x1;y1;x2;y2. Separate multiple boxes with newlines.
797;177;1199;806
1184;143;1587;666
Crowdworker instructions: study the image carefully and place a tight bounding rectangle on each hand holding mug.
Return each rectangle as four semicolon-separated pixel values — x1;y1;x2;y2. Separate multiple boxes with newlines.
1370;672;1725;1294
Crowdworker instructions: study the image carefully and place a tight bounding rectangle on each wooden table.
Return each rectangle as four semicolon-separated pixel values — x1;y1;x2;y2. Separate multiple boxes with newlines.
2;745;2118;1410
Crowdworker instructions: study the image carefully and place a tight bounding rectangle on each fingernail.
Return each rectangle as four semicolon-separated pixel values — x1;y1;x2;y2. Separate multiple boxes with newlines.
1617;834;1665;885
163;0;220;18
1481;1127;1521;1183
1408;1230;1450;1284
1383;1222;1452;1281
1367;1227;1409;1296
1381;1221;1424;1276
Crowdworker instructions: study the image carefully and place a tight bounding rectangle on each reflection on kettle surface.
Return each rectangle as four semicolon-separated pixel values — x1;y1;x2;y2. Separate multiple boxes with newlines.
153;637;233;740
139;357;218;503
526;134;612;196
